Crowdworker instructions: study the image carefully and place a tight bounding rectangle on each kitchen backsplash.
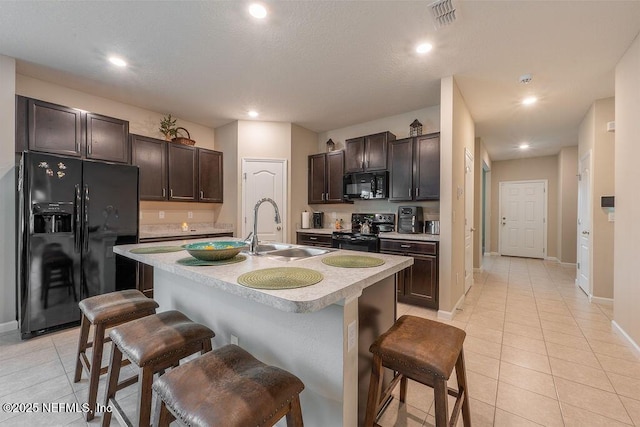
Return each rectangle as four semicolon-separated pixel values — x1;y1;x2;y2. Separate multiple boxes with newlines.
139;201;220;225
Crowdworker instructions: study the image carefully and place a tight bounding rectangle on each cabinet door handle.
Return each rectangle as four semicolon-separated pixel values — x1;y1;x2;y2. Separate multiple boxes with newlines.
400;244;411;248
415;188;419;197
170;189;173;198
88;141;92;155
322;193;325;201
409;188;412;197
309;236;318;240
162;188;166;198
200;190;204;199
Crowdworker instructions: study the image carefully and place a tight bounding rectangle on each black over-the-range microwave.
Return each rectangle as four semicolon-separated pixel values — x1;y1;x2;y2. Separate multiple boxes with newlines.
343;171;388;200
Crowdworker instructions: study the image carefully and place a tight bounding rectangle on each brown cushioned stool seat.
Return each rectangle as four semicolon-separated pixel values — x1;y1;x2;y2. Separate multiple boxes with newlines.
153;344;305;427
73;290;158;421
364;315;471;427
101;310;215;427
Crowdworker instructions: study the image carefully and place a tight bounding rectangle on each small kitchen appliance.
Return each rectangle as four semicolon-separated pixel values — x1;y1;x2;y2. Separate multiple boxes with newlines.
398;206;423;234
425;220;440;235
312;212;324;228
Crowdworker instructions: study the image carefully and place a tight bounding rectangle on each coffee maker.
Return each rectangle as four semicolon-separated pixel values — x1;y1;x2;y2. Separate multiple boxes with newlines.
313;212;324;228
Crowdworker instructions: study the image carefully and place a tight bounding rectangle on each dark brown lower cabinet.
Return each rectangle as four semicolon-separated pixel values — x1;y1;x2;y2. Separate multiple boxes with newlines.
296;232;332;248
380;239;439;309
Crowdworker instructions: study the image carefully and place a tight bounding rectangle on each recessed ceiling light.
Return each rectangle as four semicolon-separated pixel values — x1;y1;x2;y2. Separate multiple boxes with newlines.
522;96;537;105
108;56;127;67
416;43;433;54
519;143;530;150
248;110;259;118
249;3;267;19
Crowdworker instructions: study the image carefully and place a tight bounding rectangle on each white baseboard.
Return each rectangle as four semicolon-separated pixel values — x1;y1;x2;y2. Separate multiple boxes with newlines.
438;294;466;321
545;256;559;262
473;267;484;273
590;295;614;306
0;320;18;334
489;252;500;256
612;320;640;356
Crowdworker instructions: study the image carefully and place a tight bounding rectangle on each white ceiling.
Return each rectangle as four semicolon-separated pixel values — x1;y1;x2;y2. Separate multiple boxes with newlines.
1;1;639;161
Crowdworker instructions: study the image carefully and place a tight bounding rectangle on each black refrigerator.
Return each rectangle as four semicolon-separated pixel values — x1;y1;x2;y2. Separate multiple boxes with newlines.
18;152;139;338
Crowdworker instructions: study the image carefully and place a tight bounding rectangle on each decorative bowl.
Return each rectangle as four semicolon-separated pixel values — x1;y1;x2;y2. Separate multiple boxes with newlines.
181;241;249;261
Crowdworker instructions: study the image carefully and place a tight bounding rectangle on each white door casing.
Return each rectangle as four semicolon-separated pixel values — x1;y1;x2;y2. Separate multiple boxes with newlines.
577;151;591;296
499;180;546;259
242;159;287;243
464;149;474;293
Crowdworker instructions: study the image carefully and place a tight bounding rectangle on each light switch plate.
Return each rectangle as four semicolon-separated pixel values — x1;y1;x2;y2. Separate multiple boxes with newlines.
188;211;193;219
159;211;165;219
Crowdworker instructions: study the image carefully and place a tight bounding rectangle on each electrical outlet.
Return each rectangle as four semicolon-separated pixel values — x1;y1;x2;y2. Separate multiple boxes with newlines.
188;211;193;219
230;334;239;345
159;211;165;219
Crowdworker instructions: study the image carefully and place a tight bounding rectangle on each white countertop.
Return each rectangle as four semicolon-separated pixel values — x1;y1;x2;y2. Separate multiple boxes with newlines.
115;237;412;314
296;228;440;242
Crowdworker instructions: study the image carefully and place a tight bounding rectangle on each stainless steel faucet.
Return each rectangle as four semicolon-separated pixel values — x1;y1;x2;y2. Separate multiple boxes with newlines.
249;197;281;255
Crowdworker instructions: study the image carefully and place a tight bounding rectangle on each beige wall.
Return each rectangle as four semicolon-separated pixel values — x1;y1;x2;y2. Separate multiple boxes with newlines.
474;138;491;269
556;146;578;264
16;74;222;228
490;156;558;259
214;121;239;232
439;76;475;315
217;120;311;243
290;124;319;242
0;56;16;329
613;34;640;347
317;106;440;152
578;97;615;299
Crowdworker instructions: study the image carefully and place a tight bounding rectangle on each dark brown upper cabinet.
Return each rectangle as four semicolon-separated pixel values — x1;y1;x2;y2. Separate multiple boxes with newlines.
168;143;197;201
19;96;130;163
131;134;168;201
86;113;129;163
388;133;440;201
197;148;223;203
26;98;83;157
308;150;347;204
344;131;395;173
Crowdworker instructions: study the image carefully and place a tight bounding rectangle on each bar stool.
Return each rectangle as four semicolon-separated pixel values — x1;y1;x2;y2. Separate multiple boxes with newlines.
74;289;159;421
101;310;215;427
364;315;471;427
153;344;305;427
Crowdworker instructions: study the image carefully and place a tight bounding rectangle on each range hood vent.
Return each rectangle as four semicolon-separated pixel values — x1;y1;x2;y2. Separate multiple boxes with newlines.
430;0;457;28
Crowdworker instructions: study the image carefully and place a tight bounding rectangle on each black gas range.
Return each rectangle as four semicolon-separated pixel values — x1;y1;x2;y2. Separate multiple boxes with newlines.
331;213;395;253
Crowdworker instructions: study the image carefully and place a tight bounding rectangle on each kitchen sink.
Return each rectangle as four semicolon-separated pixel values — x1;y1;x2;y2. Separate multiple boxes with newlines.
254;243;292;253
267;247;335;261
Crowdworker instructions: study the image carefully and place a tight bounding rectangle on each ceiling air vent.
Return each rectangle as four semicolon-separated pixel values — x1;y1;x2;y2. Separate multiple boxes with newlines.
430;0;457;28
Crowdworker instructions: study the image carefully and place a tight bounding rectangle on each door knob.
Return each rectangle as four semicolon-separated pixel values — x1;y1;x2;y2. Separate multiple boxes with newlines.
582;230;590;235
276;226;282;231
470;227;476;232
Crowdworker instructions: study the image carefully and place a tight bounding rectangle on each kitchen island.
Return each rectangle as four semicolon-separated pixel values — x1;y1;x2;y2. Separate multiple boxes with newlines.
115;238;412;426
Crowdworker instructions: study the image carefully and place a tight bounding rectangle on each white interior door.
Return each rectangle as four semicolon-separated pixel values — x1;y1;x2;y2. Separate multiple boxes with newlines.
242;159;287;243
499;181;546;258
577;152;591;296
464;149;474;293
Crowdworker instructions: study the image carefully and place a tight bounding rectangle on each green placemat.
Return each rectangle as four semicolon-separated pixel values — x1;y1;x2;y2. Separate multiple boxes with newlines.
237;267;323;290
176;255;247;266
322;255;385;268
130;246;185;254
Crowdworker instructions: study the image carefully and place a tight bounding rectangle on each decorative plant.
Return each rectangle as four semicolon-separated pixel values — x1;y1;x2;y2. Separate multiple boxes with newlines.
159;114;178;140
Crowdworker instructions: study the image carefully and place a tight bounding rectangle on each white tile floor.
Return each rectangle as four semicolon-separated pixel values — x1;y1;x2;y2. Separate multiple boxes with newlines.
1;255;639;426
380;255;640;427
